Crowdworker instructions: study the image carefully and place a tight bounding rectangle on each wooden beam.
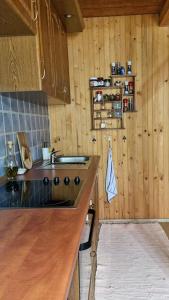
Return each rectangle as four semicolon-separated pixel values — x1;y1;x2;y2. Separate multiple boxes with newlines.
159;0;169;26
52;0;85;33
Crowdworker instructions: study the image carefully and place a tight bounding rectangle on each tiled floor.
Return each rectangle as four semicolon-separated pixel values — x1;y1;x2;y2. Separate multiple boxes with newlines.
95;223;169;300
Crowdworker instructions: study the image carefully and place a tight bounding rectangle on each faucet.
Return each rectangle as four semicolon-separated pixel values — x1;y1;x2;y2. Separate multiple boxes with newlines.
50;150;61;164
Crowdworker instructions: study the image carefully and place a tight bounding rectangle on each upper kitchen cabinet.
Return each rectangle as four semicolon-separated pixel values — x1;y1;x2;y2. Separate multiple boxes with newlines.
0;0;71;104
0;0;37;36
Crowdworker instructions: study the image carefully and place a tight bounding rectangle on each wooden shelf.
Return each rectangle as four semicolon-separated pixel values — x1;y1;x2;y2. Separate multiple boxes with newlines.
111;74;136;77
123;93;134;96
91;127;125;130
94;100;121;105
90;86;120;90
94;117;122;120
90;72;137;130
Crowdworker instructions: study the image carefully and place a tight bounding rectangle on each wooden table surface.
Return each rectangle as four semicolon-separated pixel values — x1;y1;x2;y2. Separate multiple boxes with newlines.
0;156;100;300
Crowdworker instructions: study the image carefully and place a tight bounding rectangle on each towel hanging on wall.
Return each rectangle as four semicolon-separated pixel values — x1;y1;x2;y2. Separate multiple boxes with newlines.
106;147;117;203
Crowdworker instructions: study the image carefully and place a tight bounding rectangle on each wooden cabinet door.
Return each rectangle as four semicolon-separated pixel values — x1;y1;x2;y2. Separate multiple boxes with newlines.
60;23;71;104
50;5;63;100
0;0;36;36
37;0;53;95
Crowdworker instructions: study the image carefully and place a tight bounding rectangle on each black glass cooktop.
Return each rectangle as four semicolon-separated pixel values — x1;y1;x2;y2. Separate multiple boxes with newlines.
0;178;83;209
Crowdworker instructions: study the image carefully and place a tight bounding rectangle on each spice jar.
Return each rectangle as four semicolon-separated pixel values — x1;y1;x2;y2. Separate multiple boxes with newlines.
127;61;132;74
115;93;121;101
96;111;101;118
124;81;129;95
104;79;111;87
100;120;106;128
128;98;134;111
96;91;103;102
123;98;128;112
111;62;116;75
128;81;134;94
89;77;98;87
97;77;104;87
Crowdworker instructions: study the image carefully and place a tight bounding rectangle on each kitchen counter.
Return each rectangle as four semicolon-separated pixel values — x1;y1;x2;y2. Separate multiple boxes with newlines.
0;156;100;300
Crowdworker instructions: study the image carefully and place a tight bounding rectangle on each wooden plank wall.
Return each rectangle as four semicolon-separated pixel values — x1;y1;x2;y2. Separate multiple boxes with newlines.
49;14;169;219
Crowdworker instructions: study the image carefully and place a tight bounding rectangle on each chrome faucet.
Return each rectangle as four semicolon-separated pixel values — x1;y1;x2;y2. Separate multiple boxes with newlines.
50;150;61;164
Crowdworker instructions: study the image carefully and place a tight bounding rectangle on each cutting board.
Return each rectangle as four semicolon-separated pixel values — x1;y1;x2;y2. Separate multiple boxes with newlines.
17;132;33;169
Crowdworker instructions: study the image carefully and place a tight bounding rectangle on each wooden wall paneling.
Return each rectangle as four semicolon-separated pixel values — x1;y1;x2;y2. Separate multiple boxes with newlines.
158;25;166;218
133;16;143;218
146;16;153;218
49;15;169;219
142;16;150;218
152;19;159;218
163;27;169;218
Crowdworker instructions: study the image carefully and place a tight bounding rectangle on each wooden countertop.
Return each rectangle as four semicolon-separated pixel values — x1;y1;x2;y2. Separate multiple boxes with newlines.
0;156;100;300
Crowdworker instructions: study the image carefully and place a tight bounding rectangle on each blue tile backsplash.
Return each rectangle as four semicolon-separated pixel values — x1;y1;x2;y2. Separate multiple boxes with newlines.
0;92;50;177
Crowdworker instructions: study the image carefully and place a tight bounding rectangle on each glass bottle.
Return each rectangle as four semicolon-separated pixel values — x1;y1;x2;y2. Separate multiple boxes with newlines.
5;141;18;180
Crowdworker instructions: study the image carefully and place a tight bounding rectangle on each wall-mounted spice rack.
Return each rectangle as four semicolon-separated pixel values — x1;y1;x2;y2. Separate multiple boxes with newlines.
90;74;136;130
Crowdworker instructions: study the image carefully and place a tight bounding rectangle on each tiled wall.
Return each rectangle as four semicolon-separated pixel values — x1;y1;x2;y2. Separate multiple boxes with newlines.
0;92;50;176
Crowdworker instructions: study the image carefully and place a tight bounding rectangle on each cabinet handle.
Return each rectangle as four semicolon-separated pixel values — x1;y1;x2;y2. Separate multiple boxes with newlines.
32;0;38;21
79;209;95;251
41;68;46;80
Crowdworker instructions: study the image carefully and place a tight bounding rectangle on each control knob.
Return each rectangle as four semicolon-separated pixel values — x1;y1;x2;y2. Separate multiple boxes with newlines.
64;176;70;185
43;177;49;185
54;177;60;185
74;176;80;185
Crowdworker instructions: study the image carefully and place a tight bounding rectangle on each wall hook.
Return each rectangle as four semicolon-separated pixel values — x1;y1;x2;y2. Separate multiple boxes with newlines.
92;137;96;143
123;136;127;142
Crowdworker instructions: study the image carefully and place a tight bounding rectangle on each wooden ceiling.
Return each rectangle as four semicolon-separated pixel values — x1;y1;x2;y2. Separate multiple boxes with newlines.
79;0;166;18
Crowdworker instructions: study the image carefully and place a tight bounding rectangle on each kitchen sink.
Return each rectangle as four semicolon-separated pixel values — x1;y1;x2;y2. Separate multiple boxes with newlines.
54;156;90;164
38;156;91;169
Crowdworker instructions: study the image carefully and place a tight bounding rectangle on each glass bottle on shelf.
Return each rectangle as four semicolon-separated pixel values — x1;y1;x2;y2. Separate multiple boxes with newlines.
5;141;18;180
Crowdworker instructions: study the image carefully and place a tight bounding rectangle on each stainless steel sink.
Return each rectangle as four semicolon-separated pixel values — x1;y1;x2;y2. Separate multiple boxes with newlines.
37;156;91;169
55;156;89;164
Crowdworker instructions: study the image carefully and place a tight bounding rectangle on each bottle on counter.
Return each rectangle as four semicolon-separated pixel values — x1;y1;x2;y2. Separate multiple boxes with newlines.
5;141;18;180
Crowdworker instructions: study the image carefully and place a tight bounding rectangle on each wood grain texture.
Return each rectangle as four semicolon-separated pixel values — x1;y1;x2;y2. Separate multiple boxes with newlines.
0;0;36;36
79;0;165;18
49;14;169;219
53;0;85;32
159;0;169;25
